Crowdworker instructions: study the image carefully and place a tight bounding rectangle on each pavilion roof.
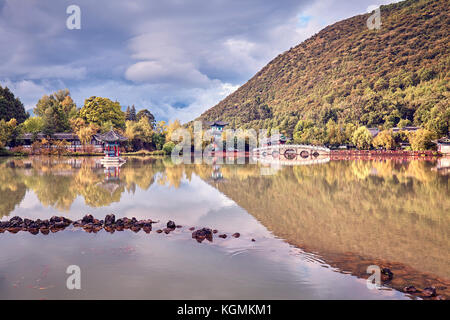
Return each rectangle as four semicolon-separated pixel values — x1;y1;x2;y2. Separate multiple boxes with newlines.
206;120;228;127
94;129;128;142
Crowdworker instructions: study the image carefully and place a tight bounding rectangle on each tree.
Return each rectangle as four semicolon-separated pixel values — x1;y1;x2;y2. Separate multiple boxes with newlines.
35;89;75;117
125;106;131;121
426;101;449;136
397;119;412;128
42;100;71;135
163;141;176;155
352;126;373;150
79;96;125;129
325;119;345;146
372;130;395;150
167;119;182;141
54;140;70;156
0;118;17;148
408;129;436;151
129;105;137;121
35;90;76;134
155;121;168;135
124;118;154;151
0;86;28;124
21;117;44;134
77;124;98;151
69;117;87;133
136;109;155;128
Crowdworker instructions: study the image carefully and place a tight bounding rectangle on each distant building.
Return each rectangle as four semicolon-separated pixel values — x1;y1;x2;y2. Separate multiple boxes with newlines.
18;130;128;153
392;126;420;133
206;120;228;152
18;132;103;152
367;128;380;138
261;133;287;147
435;137;450;155
206;121;228;133
367;126;420;138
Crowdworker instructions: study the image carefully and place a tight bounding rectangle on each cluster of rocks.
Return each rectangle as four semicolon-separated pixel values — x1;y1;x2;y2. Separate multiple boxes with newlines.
190;227;242;243
155;220;183;234
0;215;247;243
379;267;444;299
73;214;157;233
403;285;444;300
0;216;72;235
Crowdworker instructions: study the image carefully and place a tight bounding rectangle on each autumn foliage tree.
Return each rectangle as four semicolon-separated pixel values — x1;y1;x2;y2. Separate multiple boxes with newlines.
79;96;126;129
373;130;395;150
352;126;373;150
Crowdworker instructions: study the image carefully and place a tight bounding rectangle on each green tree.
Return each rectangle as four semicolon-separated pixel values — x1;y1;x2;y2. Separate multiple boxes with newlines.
79;96;125;129
397;119;412;128
21;117;45;136
0;86;28;124
351;126;373;150
136;109;156;128
372;130;395;150
408;129;436;151
34;89;75;118
0;118;17;148
42;100;71;135
35;90;76;134
125;106;131;121
130;105;137;121
325;119;345;146
124;118;154;151
163;141;176;155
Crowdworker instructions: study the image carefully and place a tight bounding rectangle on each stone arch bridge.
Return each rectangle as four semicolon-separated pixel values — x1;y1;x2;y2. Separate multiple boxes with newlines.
252;145;330;161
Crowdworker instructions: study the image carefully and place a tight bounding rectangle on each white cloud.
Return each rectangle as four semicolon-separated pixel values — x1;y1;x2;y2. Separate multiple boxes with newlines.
125;60;210;86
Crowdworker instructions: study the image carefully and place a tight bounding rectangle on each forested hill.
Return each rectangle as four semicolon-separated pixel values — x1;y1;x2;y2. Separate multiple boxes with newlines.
196;0;449;138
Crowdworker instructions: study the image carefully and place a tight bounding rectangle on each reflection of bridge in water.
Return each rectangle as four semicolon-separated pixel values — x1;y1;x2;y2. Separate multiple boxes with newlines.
252;144;331;165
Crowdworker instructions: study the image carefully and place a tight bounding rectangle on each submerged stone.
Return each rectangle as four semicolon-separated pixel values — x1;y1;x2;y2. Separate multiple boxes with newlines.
192;228;213;243
167;220;176;229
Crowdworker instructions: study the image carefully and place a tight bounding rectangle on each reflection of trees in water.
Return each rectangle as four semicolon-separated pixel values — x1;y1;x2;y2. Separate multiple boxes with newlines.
0;157;174;214
1;157;448;296
212;160;449;281
0;166;27;218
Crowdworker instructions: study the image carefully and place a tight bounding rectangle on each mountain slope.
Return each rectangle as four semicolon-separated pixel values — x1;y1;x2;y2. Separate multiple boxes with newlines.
197;0;449;137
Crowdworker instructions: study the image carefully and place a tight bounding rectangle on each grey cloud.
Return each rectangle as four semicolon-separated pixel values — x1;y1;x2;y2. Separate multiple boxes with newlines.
0;0;400;122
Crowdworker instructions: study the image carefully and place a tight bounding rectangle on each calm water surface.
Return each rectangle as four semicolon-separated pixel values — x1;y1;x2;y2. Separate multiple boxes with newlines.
0;156;448;299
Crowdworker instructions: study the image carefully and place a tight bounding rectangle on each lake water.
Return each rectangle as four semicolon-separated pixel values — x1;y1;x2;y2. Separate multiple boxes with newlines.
0;156;448;299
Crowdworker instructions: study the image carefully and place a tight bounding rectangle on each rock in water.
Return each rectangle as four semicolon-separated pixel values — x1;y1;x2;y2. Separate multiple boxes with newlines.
232;233;240;238
192;228;213;243
82;214;94;224
167;220;176;229
403;286;419;294
104;214;115;226
381;268;393;281
422;287;437;297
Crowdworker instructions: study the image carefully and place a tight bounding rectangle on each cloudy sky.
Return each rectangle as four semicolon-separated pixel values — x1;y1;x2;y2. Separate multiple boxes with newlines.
0;0;400;123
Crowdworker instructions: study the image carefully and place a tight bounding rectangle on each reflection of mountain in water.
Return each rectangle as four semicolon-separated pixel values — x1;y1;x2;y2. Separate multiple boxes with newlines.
0;156;448;297
205;160;449;297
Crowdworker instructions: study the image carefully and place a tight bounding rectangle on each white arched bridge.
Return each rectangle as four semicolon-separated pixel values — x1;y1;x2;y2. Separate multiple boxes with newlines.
252;144;331;163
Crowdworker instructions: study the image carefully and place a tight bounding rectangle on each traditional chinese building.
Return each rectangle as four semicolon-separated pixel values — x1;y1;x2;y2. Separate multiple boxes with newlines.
18;132;103;152
94;129;128;158
435;137;450;155
261;133;287;147
207;121;228;152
